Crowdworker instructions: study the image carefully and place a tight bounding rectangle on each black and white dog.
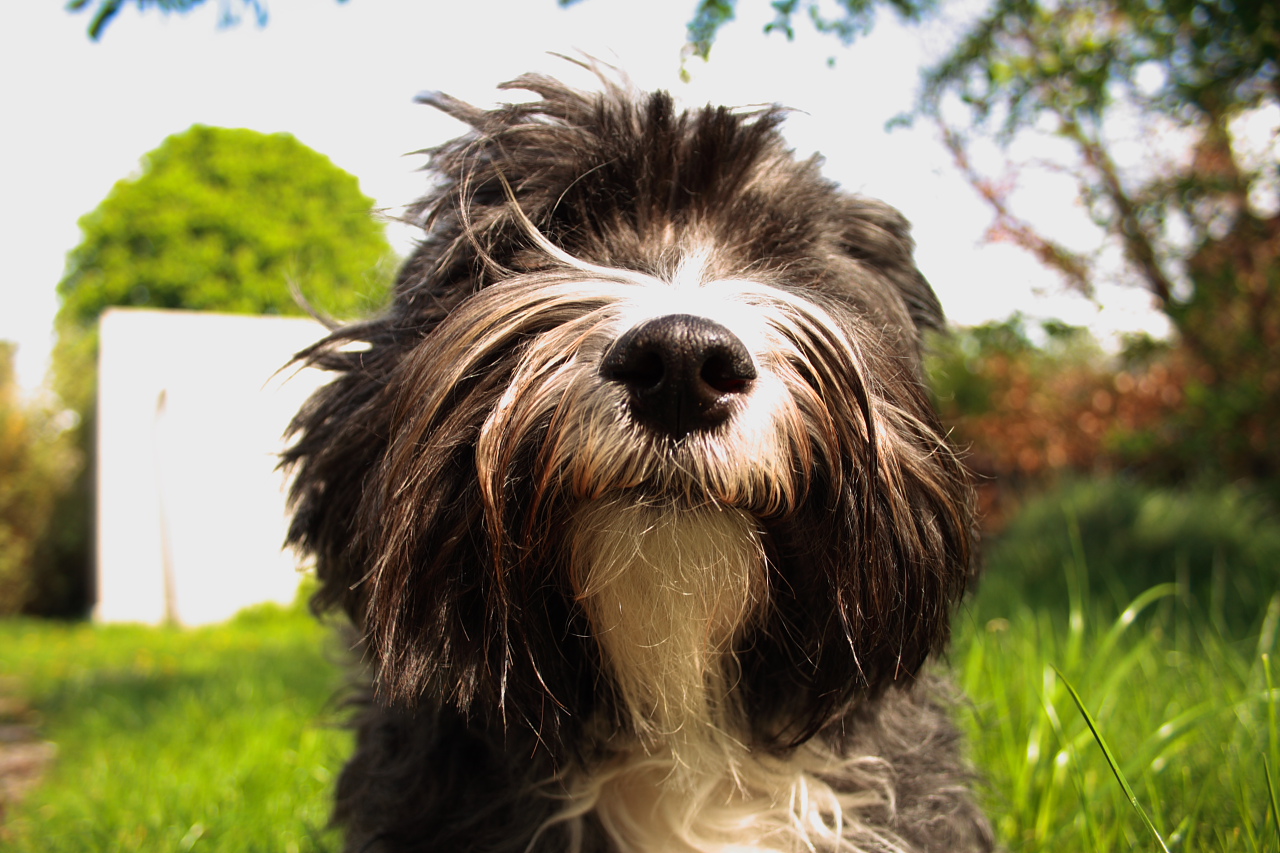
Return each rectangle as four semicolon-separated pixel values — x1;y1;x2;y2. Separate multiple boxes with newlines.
285;70;993;853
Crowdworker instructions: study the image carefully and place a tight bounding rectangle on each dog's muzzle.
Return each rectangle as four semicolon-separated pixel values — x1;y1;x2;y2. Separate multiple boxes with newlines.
600;314;757;438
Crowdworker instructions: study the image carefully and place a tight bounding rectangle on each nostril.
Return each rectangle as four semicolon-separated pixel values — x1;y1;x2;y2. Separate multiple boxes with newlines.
602;347;665;391
700;350;755;395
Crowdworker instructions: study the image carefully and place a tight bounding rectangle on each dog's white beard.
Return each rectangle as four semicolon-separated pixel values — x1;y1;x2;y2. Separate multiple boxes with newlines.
570;498;764;751
560;499;898;853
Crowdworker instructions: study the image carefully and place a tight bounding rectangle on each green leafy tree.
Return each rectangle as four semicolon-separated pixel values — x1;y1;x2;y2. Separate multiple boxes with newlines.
59;125;389;330
918;0;1280;480
55;123;392;410
41;124;392;616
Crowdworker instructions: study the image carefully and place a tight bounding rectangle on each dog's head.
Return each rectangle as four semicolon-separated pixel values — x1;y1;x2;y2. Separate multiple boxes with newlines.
286;72;974;753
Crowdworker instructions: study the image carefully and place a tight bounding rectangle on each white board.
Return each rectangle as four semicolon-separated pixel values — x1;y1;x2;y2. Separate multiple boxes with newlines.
95;308;332;626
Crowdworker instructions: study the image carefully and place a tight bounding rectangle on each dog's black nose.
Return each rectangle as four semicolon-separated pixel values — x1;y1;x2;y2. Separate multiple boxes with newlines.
601;314;757;438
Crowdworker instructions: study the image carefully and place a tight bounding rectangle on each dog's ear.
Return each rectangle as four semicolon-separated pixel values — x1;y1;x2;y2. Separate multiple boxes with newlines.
835;197;945;334
283;322;410;623
283;218;495;621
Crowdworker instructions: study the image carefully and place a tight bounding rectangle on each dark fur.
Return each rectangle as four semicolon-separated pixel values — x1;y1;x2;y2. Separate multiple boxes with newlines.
285;71;993;853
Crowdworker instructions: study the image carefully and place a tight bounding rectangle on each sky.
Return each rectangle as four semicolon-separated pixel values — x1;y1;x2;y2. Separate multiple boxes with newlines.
0;0;1170;395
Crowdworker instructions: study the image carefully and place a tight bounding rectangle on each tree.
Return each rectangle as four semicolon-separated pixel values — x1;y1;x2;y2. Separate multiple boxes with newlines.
39;124;392;616
60;125;389;329
55;124;392;407
917;0;1280;479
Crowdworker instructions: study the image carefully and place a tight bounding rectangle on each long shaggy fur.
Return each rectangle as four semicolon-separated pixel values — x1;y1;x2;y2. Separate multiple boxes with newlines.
285;68;993;853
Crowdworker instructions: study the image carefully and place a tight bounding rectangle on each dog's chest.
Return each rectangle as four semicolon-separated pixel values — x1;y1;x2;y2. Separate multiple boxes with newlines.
556;737;893;853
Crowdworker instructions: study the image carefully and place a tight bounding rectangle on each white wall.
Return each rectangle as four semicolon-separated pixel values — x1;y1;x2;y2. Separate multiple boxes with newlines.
95;308;332;625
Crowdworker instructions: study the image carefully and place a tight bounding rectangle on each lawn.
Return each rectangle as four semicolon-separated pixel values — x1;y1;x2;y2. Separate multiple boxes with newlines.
2;558;1277;851
0;602;350;852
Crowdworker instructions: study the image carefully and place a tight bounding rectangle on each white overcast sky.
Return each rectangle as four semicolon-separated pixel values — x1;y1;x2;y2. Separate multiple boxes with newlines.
0;0;1169;394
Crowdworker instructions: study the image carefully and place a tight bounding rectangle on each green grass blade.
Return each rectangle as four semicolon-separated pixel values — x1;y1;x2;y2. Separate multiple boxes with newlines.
1053;665;1172;853
1265;757;1280;849
1063;511;1088;670
1090;583;1180;674
1265;649;1278;766
1267;650;1280;849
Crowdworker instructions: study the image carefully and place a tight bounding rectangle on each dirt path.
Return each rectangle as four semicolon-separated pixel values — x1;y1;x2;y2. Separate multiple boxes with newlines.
0;678;55;831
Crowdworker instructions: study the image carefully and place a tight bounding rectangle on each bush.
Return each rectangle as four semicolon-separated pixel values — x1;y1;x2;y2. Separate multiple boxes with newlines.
0;343;79;615
974;477;1280;626
927;317;1113;485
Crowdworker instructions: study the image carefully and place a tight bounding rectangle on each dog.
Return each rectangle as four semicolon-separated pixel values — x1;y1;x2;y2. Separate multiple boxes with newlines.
284;69;994;853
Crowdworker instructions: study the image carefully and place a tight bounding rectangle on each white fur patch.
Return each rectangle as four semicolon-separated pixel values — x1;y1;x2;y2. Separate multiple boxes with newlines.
548;739;906;853
568;499;765;747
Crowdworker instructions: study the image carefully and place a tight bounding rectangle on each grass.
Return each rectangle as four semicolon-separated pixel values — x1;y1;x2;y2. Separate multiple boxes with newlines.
2;538;1278;851
0;601;350;852
956;534;1280;852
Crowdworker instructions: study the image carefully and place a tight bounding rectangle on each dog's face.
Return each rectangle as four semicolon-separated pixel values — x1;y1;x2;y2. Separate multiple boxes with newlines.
286;73;974;756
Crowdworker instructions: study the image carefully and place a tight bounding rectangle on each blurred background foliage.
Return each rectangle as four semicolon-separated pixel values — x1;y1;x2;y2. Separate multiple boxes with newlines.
0;344;79;615
67;0;273;40
927;316;1280;623
973;475;1280;624
926;315;1274;493
916;0;1280;490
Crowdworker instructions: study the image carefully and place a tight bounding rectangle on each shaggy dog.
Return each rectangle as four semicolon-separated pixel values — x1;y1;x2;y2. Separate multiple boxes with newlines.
284;70;994;853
